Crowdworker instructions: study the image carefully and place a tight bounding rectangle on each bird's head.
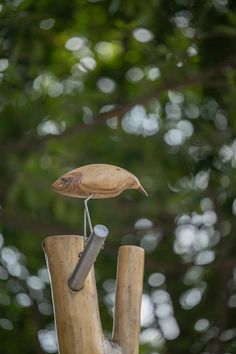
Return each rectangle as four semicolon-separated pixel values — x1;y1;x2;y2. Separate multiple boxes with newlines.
127;175;148;197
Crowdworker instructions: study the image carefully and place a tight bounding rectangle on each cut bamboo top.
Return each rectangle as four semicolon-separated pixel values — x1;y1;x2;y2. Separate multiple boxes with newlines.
52;163;148;199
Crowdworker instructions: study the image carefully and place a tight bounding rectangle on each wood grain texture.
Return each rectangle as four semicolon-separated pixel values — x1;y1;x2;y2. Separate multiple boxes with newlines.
52;164;148;199
112;246;145;354
43;236;144;354
43;235;121;354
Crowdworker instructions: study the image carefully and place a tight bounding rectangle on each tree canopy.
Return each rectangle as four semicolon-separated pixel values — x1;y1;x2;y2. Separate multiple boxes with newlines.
1;0;236;353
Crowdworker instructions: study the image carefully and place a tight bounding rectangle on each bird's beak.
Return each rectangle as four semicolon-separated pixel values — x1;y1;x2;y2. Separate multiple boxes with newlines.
138;185;148;197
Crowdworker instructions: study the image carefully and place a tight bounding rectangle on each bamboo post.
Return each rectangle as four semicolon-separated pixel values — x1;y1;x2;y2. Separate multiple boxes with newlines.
43;236;144;354
112;245;145;354
43;235;120;354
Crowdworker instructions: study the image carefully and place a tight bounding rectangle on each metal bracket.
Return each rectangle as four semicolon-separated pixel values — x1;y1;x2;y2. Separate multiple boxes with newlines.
68;224;109;291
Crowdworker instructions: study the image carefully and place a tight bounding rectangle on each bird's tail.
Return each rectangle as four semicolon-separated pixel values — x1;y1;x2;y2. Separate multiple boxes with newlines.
138;184;148;197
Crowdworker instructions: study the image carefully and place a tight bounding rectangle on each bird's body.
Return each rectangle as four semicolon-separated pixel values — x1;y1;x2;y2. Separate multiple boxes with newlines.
52;163;148;199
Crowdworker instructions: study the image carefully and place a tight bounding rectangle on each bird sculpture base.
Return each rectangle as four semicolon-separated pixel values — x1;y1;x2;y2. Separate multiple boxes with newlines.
43;234;144;354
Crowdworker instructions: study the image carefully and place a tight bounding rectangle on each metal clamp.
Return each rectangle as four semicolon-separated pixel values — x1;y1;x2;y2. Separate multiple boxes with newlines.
68;224;109;291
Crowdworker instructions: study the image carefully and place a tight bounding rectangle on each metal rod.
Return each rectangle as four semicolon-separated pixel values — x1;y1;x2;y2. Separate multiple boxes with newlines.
83;207;87;243
84;193;93;235
68;224;109;291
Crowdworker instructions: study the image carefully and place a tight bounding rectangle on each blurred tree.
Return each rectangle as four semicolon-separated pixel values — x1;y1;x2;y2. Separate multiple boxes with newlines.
1;0;236;353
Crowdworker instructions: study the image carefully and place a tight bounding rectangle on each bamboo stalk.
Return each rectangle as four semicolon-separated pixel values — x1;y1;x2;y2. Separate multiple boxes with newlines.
43;235;115;354
112;246;145;354
43;236;144;354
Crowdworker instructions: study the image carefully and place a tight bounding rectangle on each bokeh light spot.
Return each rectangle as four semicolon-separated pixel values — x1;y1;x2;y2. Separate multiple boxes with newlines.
133;28;154;43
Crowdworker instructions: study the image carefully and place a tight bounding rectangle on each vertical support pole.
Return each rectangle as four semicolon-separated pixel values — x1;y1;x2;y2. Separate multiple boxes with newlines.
112;245;145;354
43;235;105;354
43;236;144;354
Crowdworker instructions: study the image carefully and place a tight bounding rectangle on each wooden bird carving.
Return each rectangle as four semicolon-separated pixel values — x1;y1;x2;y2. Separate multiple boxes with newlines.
52;163;148;199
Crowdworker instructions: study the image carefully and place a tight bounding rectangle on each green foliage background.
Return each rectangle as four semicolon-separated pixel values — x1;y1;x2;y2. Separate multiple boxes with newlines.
1;0;236;353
